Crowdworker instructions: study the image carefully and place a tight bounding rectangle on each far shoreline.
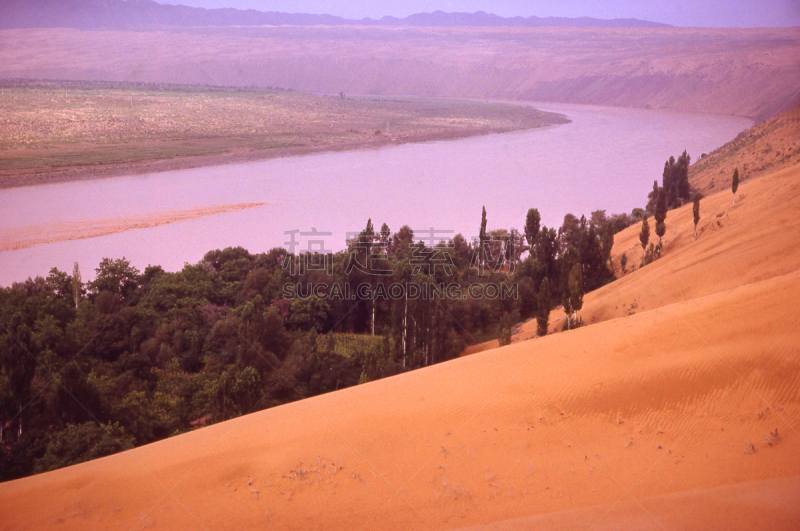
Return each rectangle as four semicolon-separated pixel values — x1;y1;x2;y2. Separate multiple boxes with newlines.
0;84;569;190
0;119;565;190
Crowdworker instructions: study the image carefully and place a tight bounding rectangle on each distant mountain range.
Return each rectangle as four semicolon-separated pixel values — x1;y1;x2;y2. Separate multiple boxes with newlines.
0;0;671;30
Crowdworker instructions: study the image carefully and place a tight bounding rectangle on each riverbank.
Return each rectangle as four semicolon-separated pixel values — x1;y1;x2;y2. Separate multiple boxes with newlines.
0;80;568;189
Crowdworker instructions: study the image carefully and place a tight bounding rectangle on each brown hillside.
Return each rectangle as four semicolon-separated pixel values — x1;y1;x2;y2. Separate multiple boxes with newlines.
2;155;800;528
1;26;798;118
690;104;800;197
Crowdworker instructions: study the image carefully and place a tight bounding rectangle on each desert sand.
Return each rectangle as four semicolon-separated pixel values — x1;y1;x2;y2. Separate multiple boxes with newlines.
2;142;799;528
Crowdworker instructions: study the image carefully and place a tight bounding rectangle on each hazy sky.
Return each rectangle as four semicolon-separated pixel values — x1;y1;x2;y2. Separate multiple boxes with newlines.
156;0;800;27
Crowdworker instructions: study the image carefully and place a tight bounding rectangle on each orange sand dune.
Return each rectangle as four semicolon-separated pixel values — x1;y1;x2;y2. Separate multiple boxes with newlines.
457;476;800;530
0;202;267;252
2;165;799;529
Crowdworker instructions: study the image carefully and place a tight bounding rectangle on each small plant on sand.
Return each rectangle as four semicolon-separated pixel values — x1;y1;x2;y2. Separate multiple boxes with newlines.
765;428;780;446
732;167;739;206
693;195;701;239
620;253;628;274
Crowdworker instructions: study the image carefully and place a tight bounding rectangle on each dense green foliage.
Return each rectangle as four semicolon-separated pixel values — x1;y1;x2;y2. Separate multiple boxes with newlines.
647;151;691;212
0;200;621;482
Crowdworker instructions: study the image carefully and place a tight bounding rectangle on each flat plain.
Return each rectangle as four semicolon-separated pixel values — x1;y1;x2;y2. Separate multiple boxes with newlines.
0;80;563;187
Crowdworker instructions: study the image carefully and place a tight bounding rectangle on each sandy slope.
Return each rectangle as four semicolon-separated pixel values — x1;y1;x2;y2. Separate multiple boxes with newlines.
2;164;800;528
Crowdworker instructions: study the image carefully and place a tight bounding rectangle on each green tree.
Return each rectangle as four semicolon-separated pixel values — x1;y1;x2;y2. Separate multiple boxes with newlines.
288;296;332;332
693;196;701;239
559;246;578;329
732;168;739;206
479;206;488;269
72;262;82;309
568;263;584;325
535;227;559;285
676;151;691;205
45;267;72;300
360;218;375;255
506;228;524;271
89;257;140;301
536;277;550;337
601;225;614;265
379;223;391;247
559;213;582;251
639;219;650;252
497;313;513;347
657;152;691;209
1;314;36;440
561;280;573;331
654;187;667;244
53;361;104;425
233;366;263;415
646;180;659;213
524;208;541;248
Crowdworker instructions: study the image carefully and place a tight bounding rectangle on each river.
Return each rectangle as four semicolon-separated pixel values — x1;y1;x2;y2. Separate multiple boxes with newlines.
0;102;751;285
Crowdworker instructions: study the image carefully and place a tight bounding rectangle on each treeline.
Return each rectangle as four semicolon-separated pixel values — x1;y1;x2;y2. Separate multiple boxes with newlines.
0;202;623;480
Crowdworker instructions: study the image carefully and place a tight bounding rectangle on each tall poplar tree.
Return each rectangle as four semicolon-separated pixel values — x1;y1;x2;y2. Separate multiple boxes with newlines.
639;218;650;252
536;277;550;337
568;263;584;325
479;206;488;269
72;262;81;310
524;208;541;248
654;188;667;244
